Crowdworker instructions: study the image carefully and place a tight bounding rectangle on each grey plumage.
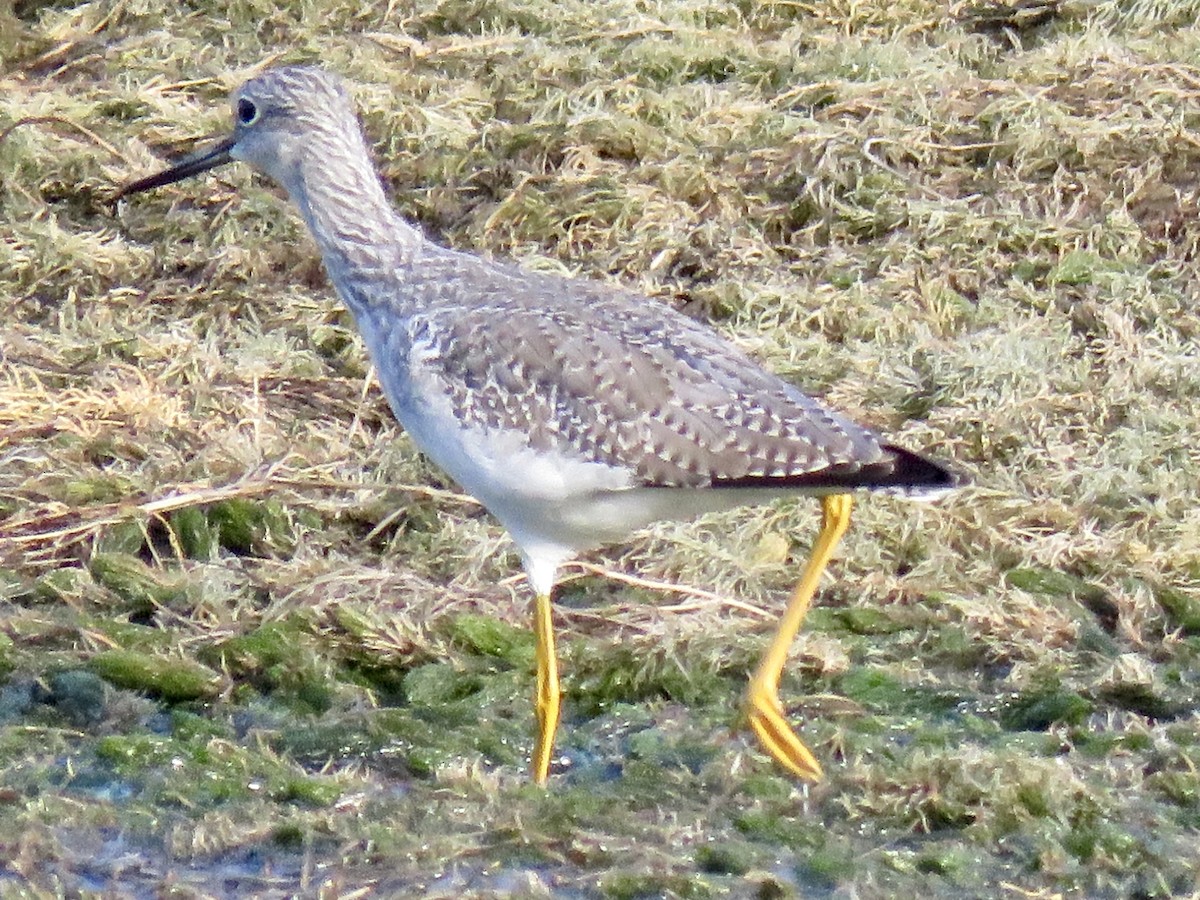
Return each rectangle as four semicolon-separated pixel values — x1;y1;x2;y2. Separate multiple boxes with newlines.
382;252;880;487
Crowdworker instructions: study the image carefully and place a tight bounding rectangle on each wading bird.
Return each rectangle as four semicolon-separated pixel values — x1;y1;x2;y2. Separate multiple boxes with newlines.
121;65;960;784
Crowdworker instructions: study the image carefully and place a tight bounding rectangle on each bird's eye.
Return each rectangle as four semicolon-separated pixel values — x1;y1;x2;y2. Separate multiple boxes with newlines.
236;98;259;125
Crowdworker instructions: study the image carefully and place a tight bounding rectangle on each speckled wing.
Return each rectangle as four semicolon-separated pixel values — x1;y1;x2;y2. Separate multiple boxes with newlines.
399;249;946;492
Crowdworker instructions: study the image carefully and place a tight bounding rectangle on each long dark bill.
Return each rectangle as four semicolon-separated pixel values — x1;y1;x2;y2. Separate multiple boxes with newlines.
117;135;237;198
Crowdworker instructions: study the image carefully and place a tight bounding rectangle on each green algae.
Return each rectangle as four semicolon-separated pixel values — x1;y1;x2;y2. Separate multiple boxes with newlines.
601;871;714;900
94;520;149;556
32;568;92;604
89;552;186;613
568;642;733;715
832;606;915;636
89;650;222;702
203;618;337;712
1155;584;1200;634
3;0;1200;895
94;731;341;809
58;473;136;506
205;498;295;556
1005;567;1109;604
694;840;757;876
446;613;535;668
169;506;220;561
0;632;13;677
999;687;1094;731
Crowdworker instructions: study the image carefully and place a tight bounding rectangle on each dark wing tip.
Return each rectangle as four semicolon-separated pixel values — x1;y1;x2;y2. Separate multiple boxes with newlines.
709;443;965;495
876;443;966;496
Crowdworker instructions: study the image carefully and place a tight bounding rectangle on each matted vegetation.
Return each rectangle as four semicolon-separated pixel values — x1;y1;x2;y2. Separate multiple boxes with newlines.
2;0;1200;895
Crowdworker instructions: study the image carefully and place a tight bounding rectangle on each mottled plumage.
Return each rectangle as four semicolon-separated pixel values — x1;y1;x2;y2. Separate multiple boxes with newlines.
121;65;962;784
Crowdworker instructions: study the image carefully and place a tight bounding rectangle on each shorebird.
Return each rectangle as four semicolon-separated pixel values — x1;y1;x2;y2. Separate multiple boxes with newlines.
120;65;960;785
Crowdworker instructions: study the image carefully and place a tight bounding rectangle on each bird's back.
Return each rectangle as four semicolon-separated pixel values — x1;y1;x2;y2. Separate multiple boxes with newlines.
349;240;948;503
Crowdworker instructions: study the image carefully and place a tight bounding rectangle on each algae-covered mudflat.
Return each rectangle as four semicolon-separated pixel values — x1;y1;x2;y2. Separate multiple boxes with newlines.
2;1;1199;896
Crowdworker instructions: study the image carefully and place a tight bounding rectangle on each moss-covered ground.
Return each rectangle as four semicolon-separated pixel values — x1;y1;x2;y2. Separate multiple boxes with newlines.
3;0;1200;895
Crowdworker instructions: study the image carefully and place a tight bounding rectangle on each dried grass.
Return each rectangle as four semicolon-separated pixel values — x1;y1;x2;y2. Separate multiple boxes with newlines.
2;0;1200;894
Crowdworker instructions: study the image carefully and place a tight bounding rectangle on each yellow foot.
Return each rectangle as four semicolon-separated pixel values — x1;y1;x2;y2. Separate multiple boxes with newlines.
743;681;823;782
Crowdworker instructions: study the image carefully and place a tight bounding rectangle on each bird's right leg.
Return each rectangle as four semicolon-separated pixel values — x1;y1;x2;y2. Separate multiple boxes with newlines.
532;588;561;785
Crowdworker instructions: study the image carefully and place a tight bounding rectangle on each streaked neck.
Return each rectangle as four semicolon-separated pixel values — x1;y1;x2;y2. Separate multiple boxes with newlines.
284;136;422;311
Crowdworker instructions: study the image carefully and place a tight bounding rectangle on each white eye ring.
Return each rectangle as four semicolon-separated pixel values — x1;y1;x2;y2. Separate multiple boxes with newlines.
237;98;259;125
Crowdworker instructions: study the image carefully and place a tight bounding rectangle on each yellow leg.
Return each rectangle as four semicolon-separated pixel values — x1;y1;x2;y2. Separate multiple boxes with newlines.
532;591;561;785
744;493;853;781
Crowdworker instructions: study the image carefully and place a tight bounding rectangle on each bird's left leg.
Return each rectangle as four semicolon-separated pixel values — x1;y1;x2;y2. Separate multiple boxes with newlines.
744;493;853;781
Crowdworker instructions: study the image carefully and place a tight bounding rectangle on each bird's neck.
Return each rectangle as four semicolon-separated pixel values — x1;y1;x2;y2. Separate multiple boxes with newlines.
287;146;422;317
